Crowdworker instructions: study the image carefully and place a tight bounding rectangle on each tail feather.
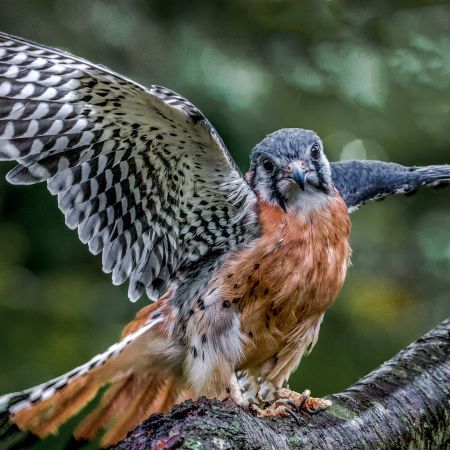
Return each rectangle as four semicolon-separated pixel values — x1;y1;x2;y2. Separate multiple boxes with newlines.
75;373;183;447
73;375;135;441
0;316;169;447
92;374;176;447
99;375;162;447
13;375;101;437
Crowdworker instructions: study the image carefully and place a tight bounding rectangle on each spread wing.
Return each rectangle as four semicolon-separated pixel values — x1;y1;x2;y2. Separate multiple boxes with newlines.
0;32;255;302
331;160;450;212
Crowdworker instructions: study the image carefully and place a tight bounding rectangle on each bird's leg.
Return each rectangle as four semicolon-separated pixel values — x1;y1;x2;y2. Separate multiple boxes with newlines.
228;373;245;405
251;326;331;419
233;371;259;407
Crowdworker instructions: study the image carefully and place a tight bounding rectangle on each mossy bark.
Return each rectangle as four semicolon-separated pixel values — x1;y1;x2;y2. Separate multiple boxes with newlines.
112;318;450;450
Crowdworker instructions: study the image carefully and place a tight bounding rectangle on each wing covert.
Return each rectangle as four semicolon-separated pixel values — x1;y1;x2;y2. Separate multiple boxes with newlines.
0;32;256;302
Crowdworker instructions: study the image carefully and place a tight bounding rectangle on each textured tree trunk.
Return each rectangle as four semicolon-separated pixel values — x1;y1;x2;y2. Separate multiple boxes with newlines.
112;318;450;450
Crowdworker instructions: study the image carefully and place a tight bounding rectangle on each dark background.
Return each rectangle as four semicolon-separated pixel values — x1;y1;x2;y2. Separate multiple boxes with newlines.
0;0;449;447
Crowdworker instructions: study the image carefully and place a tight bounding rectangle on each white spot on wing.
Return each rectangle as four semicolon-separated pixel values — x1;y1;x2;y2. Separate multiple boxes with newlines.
20;83;35;98
0;140;19;158
30;138;44;154
0;80;11;96
0;122;15;139
68;118;88;134
3;64;19;78
36;87;58;100
47;120;64;135
18;69;41;83
9;52;28;65
31;103;50;120
24;119;39;137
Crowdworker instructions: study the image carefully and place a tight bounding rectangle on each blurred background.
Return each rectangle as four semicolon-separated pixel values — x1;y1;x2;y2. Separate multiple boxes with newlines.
0;0;449;447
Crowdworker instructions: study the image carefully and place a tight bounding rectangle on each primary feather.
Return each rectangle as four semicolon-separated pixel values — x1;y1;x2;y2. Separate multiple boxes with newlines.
330;160;450;212
0;31;256;302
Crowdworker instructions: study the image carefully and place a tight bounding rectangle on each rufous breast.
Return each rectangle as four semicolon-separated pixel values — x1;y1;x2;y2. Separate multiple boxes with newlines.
216;192;351;368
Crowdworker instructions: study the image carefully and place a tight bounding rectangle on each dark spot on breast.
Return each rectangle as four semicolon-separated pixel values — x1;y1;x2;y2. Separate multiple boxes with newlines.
222;299;231;308
263;288;269;296
227;273;233;278
201;334;207;344
248;331;253;338
233;284;241;289
192;346;198;358
253;263;260;270
232;297;240;303
188;309;194;317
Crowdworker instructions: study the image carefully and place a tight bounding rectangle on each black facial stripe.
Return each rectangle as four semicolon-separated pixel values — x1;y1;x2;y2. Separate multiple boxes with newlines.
248;166;257;188
270;171;286;210
311;160;329;194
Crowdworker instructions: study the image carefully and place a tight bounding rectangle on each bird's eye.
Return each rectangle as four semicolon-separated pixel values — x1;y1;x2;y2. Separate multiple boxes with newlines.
262;159;275;172
311;143;321;160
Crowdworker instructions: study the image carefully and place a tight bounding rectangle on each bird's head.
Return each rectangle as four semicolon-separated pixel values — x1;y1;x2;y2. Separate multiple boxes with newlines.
247;128;334;213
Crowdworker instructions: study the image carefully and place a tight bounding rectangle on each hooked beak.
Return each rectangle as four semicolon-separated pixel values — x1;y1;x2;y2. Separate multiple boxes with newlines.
286;161;306;191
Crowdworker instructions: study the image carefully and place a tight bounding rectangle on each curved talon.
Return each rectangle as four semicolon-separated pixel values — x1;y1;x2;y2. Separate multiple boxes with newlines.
298;390;310;410
251;388;331;420
284;405;301;425
286;399;297;410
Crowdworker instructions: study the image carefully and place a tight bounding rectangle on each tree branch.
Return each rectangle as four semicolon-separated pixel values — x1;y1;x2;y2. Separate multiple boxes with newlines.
112;319;450;449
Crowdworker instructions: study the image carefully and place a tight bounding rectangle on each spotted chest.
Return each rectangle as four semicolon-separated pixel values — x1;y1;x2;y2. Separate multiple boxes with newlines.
218;194;350;367
182;193;350;395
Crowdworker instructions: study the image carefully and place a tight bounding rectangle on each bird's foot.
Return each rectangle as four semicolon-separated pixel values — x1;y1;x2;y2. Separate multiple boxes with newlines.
252;388;331;422
277;388;332;414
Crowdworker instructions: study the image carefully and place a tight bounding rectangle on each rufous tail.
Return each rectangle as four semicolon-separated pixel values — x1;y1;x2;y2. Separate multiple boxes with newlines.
0;303;186;447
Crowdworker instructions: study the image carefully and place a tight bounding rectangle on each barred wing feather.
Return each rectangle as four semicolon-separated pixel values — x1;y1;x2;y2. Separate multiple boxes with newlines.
0;32;254;302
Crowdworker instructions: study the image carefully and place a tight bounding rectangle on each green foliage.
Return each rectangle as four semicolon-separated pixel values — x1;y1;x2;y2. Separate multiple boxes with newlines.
0;0;449;447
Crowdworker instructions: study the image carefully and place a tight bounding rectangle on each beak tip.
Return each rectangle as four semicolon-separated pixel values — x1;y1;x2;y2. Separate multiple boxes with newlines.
291;169;306;190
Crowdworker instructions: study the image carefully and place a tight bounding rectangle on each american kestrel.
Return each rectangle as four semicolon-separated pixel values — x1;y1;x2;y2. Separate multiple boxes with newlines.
0;32;449;447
